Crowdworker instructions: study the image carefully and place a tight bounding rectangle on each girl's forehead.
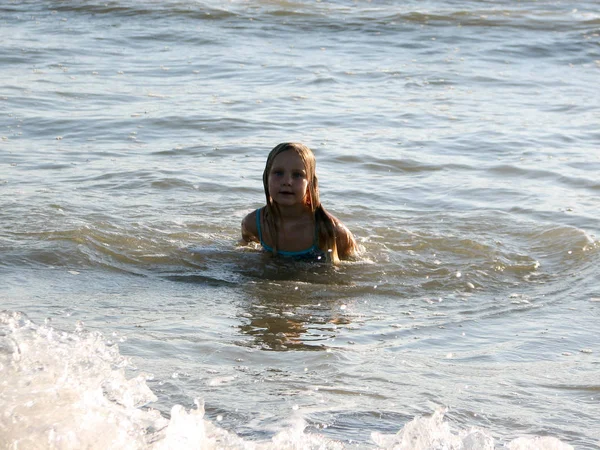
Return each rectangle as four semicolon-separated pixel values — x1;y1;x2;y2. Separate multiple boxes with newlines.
271;150;306;168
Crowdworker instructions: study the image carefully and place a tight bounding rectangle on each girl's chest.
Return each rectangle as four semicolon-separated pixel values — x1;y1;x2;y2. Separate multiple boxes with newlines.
269;221;316;252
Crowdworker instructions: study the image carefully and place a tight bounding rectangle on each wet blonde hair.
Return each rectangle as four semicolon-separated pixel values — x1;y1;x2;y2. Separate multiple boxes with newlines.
262;142;340;262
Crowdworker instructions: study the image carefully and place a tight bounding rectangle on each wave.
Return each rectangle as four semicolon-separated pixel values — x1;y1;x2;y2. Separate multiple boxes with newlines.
2;211;598;299
6;0;598;32
0;311;575;449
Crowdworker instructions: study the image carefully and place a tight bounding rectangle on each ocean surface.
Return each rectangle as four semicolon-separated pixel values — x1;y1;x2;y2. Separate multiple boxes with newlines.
1;0;599;448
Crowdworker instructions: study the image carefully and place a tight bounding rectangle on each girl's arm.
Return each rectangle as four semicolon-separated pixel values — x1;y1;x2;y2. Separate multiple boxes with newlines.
241;210;259;244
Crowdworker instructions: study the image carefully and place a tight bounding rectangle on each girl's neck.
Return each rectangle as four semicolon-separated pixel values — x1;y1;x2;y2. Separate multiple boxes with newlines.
273;202;312;220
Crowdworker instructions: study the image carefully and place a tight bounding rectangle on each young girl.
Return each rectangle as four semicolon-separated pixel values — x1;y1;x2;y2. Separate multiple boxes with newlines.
241;142;358;263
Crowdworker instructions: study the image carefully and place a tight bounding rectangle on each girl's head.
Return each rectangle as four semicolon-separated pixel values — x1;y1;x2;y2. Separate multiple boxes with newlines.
263;142;320;212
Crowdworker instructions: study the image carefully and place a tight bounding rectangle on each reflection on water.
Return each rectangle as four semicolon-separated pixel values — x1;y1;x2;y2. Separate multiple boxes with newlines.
235;253;355;351
168;246;358;351
240;314;312;351
238;300;352;352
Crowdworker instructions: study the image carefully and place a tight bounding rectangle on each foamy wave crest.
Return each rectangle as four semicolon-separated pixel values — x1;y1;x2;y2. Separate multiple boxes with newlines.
371;409;573;450
0;311;574;450
0;311;162;449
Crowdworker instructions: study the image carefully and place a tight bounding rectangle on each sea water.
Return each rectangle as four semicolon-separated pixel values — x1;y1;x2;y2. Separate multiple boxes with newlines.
1;0;599;448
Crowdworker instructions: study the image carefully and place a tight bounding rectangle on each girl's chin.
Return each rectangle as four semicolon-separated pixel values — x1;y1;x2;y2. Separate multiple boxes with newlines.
275;194;297;202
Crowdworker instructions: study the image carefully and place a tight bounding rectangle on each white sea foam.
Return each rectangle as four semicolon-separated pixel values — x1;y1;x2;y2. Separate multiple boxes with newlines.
0;312;575;450
0;311;160;450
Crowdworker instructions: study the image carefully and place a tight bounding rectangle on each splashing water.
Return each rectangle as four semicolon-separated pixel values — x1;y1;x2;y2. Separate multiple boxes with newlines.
0;311;576;449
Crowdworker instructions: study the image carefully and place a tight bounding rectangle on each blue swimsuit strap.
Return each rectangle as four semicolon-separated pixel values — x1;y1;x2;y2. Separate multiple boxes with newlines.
256;208;320;256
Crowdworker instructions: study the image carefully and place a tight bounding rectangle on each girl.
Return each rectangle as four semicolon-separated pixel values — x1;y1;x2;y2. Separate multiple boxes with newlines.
241;142;357;263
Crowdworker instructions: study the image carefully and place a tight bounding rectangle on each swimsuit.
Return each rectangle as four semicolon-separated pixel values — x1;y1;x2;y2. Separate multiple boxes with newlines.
256;208;325;260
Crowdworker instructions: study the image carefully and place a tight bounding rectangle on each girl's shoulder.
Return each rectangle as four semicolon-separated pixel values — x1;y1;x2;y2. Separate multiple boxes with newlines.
316;209;357;260
330;214;358;259
241;208;261;243
323;211;349;234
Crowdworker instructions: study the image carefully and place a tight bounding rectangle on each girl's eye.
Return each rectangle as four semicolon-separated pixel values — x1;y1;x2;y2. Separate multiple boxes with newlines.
292;172;303;179
273;170;283;176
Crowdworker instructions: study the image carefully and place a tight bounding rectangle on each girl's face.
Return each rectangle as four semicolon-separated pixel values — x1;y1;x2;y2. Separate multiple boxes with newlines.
268;150;310;207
